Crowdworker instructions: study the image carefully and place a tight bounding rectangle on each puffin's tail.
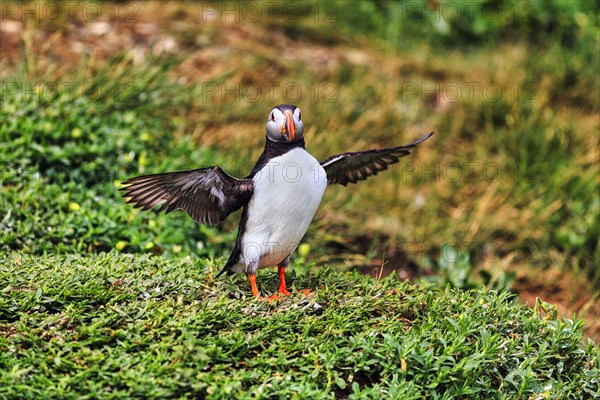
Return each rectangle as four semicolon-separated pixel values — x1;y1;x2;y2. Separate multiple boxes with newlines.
216;207;246;278
216;248;241;277
216;261;235;278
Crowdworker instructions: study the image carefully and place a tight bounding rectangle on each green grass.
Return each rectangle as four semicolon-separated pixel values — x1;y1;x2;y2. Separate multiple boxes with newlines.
1;252;598;399
0;53;238;258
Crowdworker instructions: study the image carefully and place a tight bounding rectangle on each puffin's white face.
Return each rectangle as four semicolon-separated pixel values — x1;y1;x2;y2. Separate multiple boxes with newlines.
266;105;304;142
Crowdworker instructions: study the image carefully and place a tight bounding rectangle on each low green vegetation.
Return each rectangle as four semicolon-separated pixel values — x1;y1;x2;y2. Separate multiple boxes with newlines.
1;253;597;399
1;63;224;257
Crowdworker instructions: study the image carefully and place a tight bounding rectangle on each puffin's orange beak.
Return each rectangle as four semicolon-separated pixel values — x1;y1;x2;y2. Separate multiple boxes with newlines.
283;110;295;141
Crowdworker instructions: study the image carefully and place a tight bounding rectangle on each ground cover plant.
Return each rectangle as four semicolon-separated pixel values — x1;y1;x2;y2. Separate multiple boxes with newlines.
1;1;598;398
1;253;598;399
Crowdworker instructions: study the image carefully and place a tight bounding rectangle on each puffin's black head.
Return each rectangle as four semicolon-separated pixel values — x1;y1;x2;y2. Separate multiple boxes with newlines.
266;104;303;143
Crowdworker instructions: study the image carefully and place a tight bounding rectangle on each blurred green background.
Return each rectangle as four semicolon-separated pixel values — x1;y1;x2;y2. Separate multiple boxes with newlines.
1;0;598;337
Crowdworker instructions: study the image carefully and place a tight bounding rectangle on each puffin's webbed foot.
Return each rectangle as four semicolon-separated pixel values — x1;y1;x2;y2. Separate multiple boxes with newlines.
249;262;311;301
266;264;311;301
266;265;291;301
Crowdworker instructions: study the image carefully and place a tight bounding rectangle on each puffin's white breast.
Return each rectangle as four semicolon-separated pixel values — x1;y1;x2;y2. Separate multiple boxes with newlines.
241;148;327;272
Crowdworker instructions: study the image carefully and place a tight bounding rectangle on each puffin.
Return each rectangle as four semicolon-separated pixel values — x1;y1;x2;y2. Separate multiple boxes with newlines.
121;104;433;300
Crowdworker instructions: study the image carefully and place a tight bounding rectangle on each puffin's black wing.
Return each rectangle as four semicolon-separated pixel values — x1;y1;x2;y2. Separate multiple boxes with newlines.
121;167;253;226
321;132;433;186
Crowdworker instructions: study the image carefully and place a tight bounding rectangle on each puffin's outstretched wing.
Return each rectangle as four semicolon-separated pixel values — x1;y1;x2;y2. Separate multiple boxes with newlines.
321;132;434;186
121;167;253;226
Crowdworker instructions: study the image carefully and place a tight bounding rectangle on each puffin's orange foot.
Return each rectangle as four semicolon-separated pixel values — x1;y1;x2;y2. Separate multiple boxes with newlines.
297;288;311;296
266;293;281;302
267;288;292;302
248;273;262;299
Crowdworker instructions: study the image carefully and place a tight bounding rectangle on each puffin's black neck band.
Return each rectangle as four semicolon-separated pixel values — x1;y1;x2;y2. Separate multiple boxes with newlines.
246;137;306;178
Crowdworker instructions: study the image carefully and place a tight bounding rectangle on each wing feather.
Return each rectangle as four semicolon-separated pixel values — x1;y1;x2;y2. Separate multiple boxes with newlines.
121;166;253;226
321;132;433;186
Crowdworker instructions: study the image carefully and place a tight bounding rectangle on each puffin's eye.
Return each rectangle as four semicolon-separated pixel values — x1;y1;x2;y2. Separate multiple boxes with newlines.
271;113;275;121
298;111;301;121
